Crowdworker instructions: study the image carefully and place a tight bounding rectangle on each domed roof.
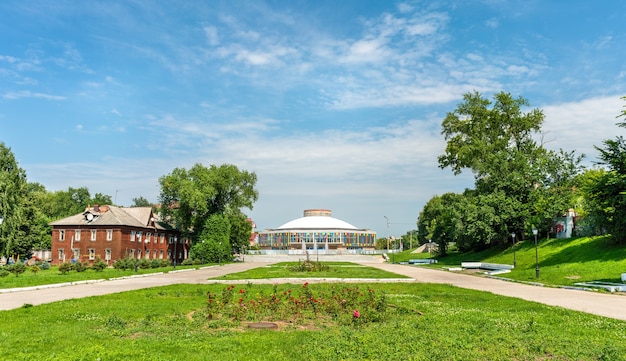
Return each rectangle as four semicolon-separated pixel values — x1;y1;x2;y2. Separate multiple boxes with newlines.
276;215;358;230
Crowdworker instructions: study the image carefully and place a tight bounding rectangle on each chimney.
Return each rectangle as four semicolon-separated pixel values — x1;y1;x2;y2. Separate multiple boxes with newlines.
94;204;100;212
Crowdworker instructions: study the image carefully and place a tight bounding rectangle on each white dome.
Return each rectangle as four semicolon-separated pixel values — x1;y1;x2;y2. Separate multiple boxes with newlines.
277;216;358;230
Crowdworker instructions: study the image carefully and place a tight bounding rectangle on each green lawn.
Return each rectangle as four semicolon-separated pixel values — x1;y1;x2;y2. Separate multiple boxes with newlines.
212;261;410;280
1;282;623;361
0;264;201;289
395;235;626;287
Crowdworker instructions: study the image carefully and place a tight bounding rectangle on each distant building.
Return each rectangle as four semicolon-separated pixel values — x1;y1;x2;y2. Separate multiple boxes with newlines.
256;209;376;250
49;205;188;265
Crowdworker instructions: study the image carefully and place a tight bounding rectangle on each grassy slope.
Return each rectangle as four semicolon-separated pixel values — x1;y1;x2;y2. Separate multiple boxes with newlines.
395;235;626;286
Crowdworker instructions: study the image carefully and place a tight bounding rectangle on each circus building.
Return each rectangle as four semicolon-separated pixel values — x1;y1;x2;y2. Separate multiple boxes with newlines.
257;209;376;251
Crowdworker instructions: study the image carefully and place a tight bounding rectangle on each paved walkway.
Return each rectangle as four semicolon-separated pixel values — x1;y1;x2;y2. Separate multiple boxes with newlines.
1;260;624;322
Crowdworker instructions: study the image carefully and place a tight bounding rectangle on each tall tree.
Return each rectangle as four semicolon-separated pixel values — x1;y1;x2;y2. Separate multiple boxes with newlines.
0;143;28;260
131;196;152;207
158;163;258;244
434;91;583;250
584;97;626;243
48;187;92;220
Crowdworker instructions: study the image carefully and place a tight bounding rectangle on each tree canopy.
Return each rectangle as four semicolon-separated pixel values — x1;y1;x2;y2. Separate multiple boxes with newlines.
158;163;258;245
422;91;584;252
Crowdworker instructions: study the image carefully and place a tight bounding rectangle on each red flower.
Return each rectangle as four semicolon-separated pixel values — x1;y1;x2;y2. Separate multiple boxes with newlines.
353;310;360;318
303;282;309;287
239;298;243;303
239;289;245;293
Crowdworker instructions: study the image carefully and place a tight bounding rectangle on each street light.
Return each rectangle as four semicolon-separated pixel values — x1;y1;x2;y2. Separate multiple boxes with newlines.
201;240;205;265
384;216;390;252
218;241;222;265
511;232;516;268
532;227;539;278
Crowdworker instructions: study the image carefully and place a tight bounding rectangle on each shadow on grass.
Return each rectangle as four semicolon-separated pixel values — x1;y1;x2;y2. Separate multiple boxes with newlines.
539;235;626;267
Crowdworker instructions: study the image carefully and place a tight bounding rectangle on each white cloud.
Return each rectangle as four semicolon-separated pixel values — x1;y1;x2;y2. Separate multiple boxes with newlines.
3;90;66;100
541;95;625;162
204;25;220;46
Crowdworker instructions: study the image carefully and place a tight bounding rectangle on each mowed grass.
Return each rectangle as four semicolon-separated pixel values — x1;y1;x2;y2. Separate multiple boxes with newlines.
0;264;201;289
395;235;626;287
1;282;624;361
212;262;410;280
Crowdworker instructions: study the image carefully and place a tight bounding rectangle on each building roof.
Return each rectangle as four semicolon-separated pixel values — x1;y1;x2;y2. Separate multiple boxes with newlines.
276;215;359;230
49;205;170;230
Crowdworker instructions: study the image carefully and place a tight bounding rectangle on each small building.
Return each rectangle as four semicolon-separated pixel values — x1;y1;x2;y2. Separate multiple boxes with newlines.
256;209;376;251
49;205;188;265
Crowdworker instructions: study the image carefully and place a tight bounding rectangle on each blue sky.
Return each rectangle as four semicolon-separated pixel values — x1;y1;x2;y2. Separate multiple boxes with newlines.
1;1;625;237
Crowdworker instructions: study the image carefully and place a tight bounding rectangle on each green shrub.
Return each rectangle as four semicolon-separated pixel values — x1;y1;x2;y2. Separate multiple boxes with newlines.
181;259;194;266
160;259;170;267
30;265;40;274
91;259;108;272
73;261;87;272
7;262;27;277
40;261;51;270
58;262;72;275
192;259;201;265
149;259;161;269
138;259;150;269
113;258;133;270
0;269;9;277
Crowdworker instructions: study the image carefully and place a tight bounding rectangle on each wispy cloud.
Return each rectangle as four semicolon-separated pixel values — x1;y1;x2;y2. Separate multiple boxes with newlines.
3;90;66;100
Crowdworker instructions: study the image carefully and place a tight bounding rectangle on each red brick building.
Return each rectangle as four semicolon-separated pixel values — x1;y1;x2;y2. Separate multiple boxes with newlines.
50;205;188;266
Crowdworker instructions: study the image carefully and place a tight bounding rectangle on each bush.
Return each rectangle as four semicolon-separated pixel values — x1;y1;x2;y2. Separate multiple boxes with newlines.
30;265;40;274
91;259;108;272
138;259;150;269
7;262;27;277
58;262;72;275
181;259;194;266
40;261;51;270
113;258;133;270
0;269;9;277
160;259;170;267
149;259;161;269
73;261;87;272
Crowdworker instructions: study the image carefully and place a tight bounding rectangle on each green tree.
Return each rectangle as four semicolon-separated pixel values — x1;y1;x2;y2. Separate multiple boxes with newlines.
131;196;152;207
192;214;231;263
434;91;583;250
227;210;252;253
584;99;626;243
0;143;28;261
48;187;92;220
91;192;112;206
158;163;258;247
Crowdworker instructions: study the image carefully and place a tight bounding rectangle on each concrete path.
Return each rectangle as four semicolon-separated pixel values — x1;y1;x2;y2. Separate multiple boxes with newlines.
1;260;624;322
363;262;626;322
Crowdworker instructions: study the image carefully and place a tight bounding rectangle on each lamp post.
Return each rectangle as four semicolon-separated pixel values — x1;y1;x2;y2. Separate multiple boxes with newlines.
511;232;516;268
218;241;222;265
384;216;390;252
532;227;539;278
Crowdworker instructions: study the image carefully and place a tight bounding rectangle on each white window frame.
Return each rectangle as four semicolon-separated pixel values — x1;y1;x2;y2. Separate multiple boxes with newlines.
75;229;81;241
105;249;112;261
89;248;95;260
106;229;113;241
59;230;65;241
160;233;165;244
146;232;152;243
131;230;136;242
73;249;80;260
58;249;65;260
90;229;97;241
